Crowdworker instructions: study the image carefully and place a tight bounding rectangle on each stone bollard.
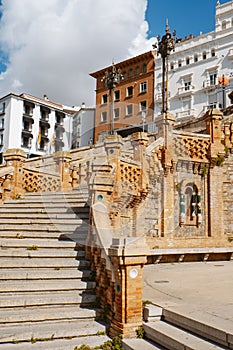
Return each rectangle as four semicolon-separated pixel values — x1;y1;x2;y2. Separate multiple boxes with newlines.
53;151;72;191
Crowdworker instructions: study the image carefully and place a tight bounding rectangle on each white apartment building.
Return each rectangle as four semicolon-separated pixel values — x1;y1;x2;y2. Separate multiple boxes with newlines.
0;93;74;163
72;103;95;149
154;0;233;123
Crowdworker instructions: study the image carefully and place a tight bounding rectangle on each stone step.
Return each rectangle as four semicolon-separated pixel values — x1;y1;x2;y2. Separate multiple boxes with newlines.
0;320;108;347
0;231;86;240
0;225;87;234
0;280;95;293
3;198;88;205
0;212;88;219
0;291;96;308
0;305;99;324
0;268;91;281
0;247;84;258
0;237;78;248
0;207;89;214
0;257;90;268
144;321;224;350
123;338;165;350
1;335;109;350
2;200;88;208
0;218;84;225
163;308;233;348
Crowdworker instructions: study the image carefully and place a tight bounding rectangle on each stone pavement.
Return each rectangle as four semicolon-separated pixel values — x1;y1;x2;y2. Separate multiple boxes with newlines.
143;261;233;325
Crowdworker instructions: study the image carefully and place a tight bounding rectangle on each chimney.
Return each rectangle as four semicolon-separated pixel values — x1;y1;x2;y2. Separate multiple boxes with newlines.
43;94;49;101
81;102;86;108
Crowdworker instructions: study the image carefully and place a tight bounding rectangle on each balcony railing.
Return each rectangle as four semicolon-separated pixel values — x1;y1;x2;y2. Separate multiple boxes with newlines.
178;85;195;96
203;79;218;90
176;109;196;120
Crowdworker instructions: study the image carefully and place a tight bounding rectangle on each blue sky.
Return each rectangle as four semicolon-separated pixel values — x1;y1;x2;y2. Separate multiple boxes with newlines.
146;0;230;39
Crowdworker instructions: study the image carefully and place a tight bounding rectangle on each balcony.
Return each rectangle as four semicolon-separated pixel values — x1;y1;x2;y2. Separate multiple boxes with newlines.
23;114;34;123
176;109;196;121
155;92;170;103
203;79;218;91
22;130;33;138
203;104;220;112
178;85;195;97
228;49;233;59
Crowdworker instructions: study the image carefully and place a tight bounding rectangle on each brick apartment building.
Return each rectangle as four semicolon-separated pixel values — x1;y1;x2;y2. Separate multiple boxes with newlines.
90;51;155;143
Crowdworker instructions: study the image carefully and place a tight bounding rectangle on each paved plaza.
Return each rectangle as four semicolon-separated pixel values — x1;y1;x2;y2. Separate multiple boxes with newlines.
143;261;233;325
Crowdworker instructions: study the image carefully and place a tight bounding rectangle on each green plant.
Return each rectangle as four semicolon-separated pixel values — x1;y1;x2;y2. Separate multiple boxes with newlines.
142;300;153;307
74;345;92;350
136;325;145;339
27;245;38;251
201;166;208;177
215;155;225;167
16;233;24;239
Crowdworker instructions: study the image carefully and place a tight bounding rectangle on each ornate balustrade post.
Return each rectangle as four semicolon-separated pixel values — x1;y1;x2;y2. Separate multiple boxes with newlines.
3;149;27;198
205;109;226;238
108;237;149;338
53;151;72;191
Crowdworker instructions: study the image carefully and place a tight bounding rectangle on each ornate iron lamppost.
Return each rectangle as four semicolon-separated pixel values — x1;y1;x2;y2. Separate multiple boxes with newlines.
157;20;175;115
154;20;176;147
102;63;123;135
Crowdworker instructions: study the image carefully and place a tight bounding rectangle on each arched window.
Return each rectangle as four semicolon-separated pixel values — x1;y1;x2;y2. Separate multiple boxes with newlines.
180;183;201;226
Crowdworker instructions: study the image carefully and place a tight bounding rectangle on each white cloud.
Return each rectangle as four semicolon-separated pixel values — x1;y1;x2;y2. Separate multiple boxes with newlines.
0;0;154;107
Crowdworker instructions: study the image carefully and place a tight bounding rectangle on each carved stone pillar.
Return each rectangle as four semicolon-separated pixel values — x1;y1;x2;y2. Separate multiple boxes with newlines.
108;237;149;338
53;151;72;191
3;149;27;198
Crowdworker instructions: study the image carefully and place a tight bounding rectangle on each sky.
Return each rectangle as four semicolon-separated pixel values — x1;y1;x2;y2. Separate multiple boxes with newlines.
0;0;230;107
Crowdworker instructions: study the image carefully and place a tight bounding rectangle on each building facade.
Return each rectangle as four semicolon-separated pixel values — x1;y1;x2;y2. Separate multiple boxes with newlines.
72;103;95;149
154;0;233;123
0;93;75;162
90;51;155;143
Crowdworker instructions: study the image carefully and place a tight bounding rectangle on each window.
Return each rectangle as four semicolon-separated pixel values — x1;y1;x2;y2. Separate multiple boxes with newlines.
178;59;182;67
140;81;147;93
40;109;50;121
126;86;133;97
210;49;215;57
170;62;174;70
222;21;227;30
139;100;147;112
101;111;107;123
126;104;133;116
208;93;217;109
114;90;120;101
0;118;4;129
24;104;33;116
209;73;217;85
22;137;32;148
102;94;108;104
122;71;127;80
202;51;207;60
114;108;120;120
182;97;191;111
0;102;5;114
128;69;133;78
194;54;198;62
186;57;190;65
184;81;191;91
0;134;3;146
142;63;147;73
135;66;140;75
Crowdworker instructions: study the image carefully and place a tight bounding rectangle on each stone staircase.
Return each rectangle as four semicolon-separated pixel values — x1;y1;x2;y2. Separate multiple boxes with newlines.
123;307;233;349
0;188;109;349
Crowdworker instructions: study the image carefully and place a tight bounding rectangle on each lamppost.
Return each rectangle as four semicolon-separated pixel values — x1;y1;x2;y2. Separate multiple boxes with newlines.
102;62;123;135
154;20;176;146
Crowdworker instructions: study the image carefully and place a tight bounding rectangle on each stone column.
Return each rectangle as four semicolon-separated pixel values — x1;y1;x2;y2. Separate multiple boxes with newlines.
53;151;72;191
3;149;27;198
108;237;149;338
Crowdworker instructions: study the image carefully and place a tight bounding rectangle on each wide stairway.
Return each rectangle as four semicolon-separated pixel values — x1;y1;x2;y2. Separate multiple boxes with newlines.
123;307;233;349
0;188;109;349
